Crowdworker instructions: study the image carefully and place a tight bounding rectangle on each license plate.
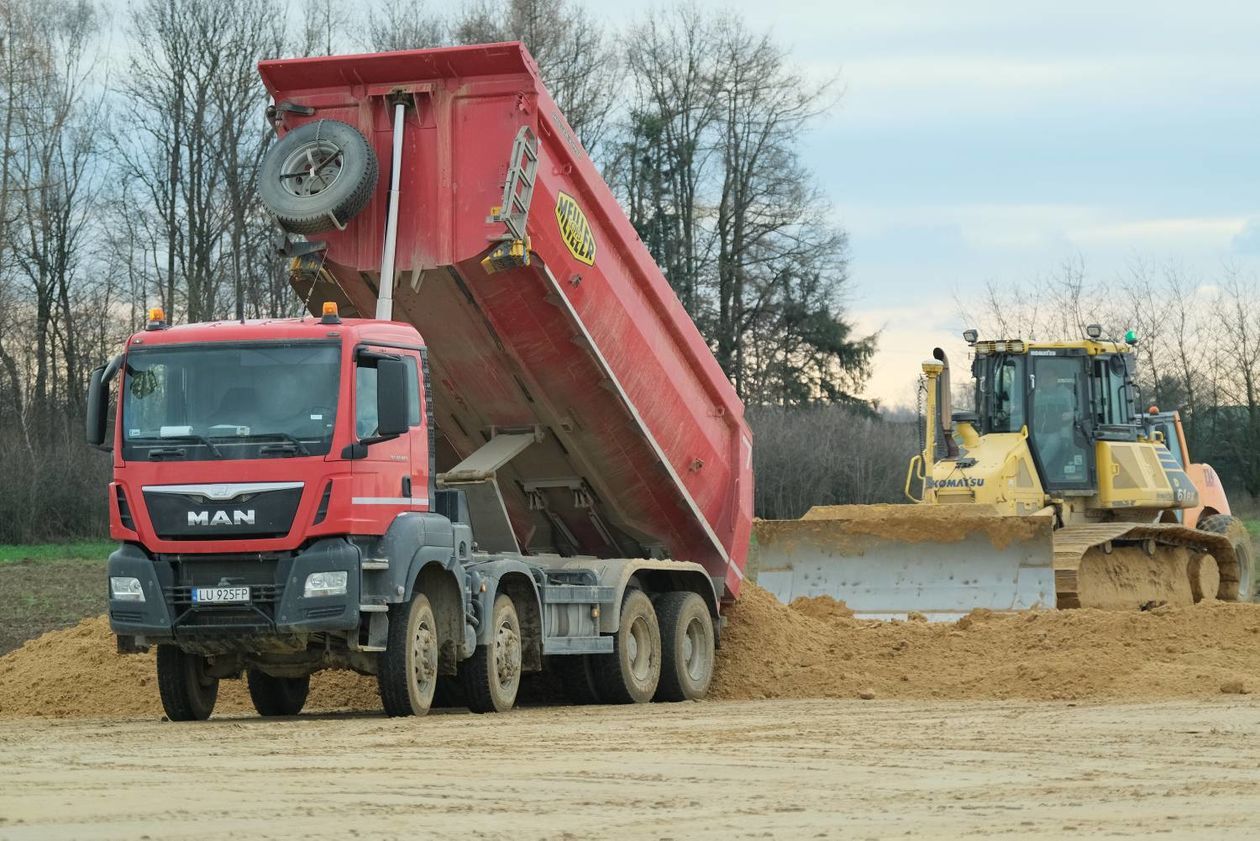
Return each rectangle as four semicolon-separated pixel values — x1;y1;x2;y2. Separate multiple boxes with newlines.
192;586;251;604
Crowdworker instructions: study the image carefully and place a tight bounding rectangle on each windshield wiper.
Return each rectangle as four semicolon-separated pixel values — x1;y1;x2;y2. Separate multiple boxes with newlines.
231;432;311;456
132;435;224;459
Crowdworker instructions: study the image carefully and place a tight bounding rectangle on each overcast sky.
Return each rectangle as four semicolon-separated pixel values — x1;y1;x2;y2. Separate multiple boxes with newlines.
596;0;1260;406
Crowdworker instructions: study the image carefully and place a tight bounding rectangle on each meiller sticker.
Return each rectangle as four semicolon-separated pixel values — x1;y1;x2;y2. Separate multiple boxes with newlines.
555;191;596;266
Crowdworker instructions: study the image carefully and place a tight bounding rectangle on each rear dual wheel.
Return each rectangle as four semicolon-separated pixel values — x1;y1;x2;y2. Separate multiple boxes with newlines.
593;589;662;703
464;593;523;713
654;592;715;702
562;589;716;704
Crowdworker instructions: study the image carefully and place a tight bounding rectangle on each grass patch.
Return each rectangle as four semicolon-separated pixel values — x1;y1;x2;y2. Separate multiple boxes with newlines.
0;558;104;655
0;541;114;564
0;542;112;654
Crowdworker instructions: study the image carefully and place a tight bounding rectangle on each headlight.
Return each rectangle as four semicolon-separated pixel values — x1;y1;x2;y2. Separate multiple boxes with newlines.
304;571;347;598
110;576;145;602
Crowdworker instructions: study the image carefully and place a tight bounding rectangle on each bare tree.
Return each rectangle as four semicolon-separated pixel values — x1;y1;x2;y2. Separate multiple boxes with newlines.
615;5;724;314
359;0;447;52
298;0;353;57
451;0;620;152
113;0;285;322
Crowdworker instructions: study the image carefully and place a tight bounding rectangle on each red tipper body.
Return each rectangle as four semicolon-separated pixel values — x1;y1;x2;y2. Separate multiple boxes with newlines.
257;43;752;599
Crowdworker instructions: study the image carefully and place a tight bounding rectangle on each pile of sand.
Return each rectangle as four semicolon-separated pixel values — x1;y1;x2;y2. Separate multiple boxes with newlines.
709;586;1260;702
0;617;379;719
3;585;1260;718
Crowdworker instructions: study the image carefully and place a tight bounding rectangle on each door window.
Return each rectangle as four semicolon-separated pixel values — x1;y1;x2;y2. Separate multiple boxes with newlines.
1030;356;1091;488
983;355;1026;433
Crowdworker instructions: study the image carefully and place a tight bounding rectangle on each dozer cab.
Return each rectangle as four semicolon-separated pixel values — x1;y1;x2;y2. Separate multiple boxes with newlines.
752;327;1255;618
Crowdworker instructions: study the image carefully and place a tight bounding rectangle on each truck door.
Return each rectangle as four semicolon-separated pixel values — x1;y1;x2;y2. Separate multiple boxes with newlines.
350;346;424;525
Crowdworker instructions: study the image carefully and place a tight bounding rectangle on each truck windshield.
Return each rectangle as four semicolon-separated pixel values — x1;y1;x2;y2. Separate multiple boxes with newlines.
121;342;340;461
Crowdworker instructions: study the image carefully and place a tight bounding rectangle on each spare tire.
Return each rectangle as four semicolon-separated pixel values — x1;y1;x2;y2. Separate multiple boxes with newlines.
259;119;378;235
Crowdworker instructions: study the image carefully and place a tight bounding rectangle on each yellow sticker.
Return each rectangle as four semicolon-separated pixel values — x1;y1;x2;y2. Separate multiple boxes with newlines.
555;192;596;266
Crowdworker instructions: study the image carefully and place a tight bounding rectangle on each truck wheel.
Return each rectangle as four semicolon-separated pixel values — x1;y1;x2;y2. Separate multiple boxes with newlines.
259;119;378;235
377;593;439;717
653;591;715;702
555;655;602;705
1199;514;1256;601
592;589;661;703
156;645;219;722
463;593;522;713
246;669;310;716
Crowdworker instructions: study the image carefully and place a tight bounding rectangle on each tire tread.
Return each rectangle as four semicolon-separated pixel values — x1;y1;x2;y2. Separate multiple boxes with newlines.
654;591;714;702
156;644;218;722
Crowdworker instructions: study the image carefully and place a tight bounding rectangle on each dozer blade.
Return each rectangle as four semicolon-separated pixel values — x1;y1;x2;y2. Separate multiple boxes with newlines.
750;504;1056;620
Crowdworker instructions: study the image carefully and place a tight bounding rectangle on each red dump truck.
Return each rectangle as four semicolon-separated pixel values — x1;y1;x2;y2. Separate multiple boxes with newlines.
86;43;753;721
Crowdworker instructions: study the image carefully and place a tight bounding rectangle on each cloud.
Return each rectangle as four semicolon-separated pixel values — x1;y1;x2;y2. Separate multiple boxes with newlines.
1231;219;1260;256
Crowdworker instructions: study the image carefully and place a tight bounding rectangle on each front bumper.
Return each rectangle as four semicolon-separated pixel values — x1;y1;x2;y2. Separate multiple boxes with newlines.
107;538;362;644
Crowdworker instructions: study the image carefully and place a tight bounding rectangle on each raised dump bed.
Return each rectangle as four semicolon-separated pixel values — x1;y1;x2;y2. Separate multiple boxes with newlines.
259;43;752;599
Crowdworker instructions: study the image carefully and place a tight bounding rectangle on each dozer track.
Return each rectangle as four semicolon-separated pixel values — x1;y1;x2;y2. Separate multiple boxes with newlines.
1053;523;1240;609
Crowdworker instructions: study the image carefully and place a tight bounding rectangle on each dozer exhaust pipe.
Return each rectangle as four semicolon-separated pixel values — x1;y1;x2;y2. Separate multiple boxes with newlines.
933;347;959;459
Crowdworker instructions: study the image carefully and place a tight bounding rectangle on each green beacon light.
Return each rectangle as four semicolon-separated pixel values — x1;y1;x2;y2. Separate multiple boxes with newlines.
1124;329;1138;346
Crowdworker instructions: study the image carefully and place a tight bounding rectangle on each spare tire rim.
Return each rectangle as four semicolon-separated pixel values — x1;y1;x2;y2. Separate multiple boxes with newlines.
279;140;345;198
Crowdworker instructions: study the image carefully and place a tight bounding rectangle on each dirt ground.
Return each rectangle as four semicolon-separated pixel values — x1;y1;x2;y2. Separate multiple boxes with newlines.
1;698;1258;840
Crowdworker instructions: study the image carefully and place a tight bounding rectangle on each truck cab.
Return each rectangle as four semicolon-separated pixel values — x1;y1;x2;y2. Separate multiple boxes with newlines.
88;307;720;720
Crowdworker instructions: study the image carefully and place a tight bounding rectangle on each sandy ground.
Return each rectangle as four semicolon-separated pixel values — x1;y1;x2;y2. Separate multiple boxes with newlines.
2;698;1259;840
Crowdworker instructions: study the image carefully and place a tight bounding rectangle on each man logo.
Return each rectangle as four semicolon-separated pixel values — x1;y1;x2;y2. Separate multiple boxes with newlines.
554;192;596;266
187;510;256;527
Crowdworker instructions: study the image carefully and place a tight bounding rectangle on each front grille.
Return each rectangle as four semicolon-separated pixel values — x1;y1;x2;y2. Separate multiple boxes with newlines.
143;486;302;540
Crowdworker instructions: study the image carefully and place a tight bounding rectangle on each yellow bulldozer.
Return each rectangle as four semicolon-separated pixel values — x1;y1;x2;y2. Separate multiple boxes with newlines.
752;326;1255;618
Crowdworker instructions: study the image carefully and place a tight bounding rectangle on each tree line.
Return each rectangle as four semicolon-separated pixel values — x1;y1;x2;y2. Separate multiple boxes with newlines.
0;0;887;540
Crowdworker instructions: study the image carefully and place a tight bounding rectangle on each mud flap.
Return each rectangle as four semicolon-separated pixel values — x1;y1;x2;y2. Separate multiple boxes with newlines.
750;506;1056;620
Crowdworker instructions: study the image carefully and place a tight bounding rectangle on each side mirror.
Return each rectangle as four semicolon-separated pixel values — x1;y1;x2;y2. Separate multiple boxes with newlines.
86;364;111;448
375;357;410;438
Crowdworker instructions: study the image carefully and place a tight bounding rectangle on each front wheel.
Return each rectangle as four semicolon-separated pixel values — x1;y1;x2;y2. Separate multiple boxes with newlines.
592;589;661;704
156;645;219;721
247;670;310;717
654;592;715;702
1199;514;1256;602
463;593;522;713
377;593;439;717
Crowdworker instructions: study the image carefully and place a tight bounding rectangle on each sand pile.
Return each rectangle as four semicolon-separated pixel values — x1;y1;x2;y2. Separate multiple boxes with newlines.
3;585;1260;718
709;585;1260;702
0;617;380;718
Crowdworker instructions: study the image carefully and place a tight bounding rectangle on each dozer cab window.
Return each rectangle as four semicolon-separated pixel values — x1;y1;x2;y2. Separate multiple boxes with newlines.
1028;355;1093;490
1091;354;1133;427
982;355;1026;433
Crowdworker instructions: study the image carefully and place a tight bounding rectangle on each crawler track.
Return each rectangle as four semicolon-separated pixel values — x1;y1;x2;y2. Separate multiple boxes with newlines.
1053;522;1240;609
